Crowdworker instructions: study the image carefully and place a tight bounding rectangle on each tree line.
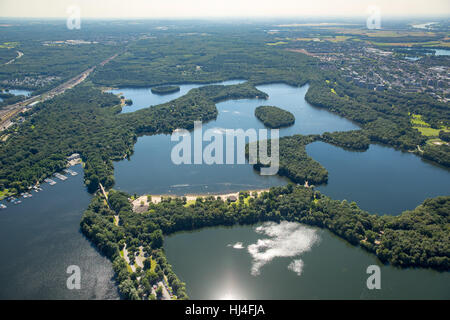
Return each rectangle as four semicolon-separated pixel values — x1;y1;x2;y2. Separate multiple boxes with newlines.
255;105;295;128
80;185;449;299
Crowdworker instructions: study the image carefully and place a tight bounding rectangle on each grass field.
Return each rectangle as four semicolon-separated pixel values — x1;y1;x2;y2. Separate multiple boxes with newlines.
0;189;12;200
294;36;351;42
415;127;441;136
150;256;157;273
0;42;19;49
266;41;288;46
327;28;437;38
372;41;450;48
231;195;252;206
410;114;430;126
410;113;450;138
184;199;196;207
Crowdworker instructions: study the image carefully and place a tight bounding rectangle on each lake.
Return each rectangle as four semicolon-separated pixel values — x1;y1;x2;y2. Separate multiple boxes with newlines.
307;142;450;215
1;81;448;299
433;49;450;56
114;83;359;195
114;82;449;299
164;222;450;299
109;80;245;114
114;83;450;214
0;89;31;102
0;165;119;299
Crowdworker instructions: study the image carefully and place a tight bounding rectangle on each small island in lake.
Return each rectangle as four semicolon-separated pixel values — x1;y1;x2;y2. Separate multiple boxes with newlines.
255;105;295;128
151;85;181;95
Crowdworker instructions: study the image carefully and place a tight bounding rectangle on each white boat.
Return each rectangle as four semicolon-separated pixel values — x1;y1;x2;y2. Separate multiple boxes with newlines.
65;169;78;176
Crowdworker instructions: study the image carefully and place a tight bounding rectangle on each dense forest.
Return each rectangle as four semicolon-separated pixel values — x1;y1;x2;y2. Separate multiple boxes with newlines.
0;47;18;64
0;91;27;109
2;29;448;197
422;144;450;167
0;22;448;301
251;134;327;185
0;41;119;94
91;36;319;88
305;76;450;166
439;130;450;142
89;32;449;168
319;130;370;151
151;85;180;95
255;105;295;128
81;190;188;300
0;82;267;195
80;185;449;299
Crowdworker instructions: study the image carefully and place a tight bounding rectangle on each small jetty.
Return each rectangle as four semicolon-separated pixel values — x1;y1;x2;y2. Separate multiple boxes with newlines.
63;168;78;176
54;173;67;181
44;178;57;185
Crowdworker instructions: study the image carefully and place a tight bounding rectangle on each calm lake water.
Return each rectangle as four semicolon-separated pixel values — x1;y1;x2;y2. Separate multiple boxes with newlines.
164;223;450;299
115;82;449;299
8;89;31;96
109;80;245;114
0;165;119;300
114;84;359;195
0;89;31;102
115;83;450;214
433;49;450;56
1;81;448;299
307;142;450;214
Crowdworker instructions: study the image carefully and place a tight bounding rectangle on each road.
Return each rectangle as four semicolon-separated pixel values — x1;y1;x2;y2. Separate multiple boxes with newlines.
5;50;23;65
0;53;119;131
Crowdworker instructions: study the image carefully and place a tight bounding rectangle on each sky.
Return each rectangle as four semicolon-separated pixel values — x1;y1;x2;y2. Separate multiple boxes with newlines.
0;0;449;18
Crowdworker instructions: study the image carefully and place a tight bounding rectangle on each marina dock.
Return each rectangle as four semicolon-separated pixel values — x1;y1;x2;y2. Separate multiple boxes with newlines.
54;173;67;181
44;178;56;185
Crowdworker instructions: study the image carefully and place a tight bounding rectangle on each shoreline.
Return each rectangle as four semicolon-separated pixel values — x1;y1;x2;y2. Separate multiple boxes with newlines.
131;189;271;212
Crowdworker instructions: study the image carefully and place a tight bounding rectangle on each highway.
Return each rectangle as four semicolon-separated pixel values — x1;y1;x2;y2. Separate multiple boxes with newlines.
0;53;118;131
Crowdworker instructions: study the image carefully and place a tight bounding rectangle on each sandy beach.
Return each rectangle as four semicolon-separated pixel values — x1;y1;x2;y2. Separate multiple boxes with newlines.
131;189;270;212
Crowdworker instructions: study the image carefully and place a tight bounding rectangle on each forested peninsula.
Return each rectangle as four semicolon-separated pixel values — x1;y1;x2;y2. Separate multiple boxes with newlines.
2;36;449;198
81;185;450;299
0;82;266;196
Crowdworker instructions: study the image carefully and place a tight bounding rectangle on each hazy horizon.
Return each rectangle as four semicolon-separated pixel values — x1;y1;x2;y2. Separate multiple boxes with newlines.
0;0;449;19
